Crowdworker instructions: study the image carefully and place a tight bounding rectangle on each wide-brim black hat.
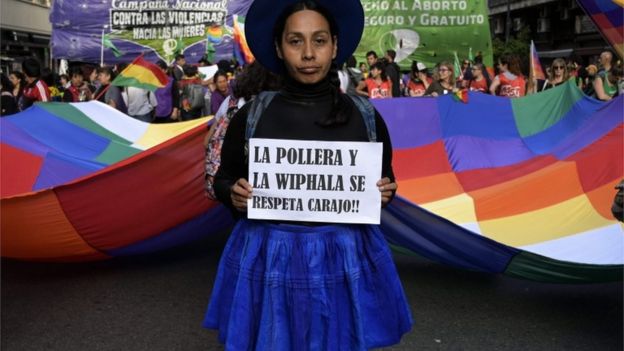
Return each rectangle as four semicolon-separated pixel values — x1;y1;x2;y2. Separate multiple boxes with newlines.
244;0;365;74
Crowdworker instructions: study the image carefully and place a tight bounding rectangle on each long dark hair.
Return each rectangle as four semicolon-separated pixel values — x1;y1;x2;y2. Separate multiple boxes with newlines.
233;61;283;101
272;0;352;127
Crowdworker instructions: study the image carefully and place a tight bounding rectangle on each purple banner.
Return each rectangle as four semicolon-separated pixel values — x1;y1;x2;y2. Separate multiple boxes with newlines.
50;0;253;64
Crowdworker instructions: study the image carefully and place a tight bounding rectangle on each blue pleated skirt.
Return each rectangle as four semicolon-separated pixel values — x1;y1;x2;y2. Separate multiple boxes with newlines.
203;219;413;351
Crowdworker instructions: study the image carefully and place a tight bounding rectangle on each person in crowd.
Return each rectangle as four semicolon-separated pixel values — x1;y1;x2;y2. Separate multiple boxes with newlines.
8;71;25;110
339;55;363;95
210;70;230;115
21;58;50;109
203;1;412;349
178;64;204;120
1;74;18;116
425;61;456;96
489;54;526;97
533;58;569;92
173;54;186;81
62;66;93;102
458;59;472;85
580;64;598;96
597;50;613;76
359;61;369;79
366;50;378;68
41;68;62;101
204;60;282;198
405;61;431;97
152;61;179;122
384;49;402;97
356;61;392;98
593;62;622;101
86;66;100;92
94;66;127;113
466;62;491;94
124;85;157;122
59;74;70;90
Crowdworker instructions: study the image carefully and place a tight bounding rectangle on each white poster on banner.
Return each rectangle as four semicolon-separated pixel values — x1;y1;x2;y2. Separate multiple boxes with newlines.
247;138;383;224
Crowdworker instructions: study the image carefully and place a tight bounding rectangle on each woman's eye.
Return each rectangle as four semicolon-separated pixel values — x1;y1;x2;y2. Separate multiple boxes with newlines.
288;38;302;45
315;38;327;45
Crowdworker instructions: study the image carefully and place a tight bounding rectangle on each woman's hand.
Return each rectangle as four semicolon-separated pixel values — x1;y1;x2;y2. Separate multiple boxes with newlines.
377;177;397;206
231;178;253;212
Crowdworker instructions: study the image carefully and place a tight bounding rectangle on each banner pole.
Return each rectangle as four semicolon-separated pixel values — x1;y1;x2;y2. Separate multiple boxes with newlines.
100;29;105;67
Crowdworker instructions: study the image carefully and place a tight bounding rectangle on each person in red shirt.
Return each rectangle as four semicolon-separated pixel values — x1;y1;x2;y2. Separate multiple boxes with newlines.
406;61;431;97
490;54;526;97
21;58;50;109
356;62;392;98
467;63;490;93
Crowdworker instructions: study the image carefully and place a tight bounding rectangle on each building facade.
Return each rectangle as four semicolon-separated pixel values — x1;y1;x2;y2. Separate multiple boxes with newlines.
489;0;610;64
0;0;52;73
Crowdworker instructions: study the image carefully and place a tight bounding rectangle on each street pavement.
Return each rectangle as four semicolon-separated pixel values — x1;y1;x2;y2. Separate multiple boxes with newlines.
2;228;622;351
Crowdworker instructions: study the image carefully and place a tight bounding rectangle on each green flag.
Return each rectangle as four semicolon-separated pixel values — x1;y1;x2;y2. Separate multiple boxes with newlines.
468;47;474;62
453;51;461;78
102;33;123;58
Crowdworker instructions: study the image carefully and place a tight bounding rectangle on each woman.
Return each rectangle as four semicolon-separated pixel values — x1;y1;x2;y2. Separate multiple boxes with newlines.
490;54;526;97
406;61;431;97
424;61;456;96
467;62;491;93
8;71;25;111
203;0;412;349
94;66;127;113
1;74;18;116
532;58;569;93
593;64;622;101
356;61;392;98
210;70;231;114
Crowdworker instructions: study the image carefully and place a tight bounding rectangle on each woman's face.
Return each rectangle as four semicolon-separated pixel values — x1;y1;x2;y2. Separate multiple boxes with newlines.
9;74;19;86
438;66;451;81
552;62;565;77
471;66;483;79
370;67;381;79
97;72;111;85
277;9;337;84
215;75;229;94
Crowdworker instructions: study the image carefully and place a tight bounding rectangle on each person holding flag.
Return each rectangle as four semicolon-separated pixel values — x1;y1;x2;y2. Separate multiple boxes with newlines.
95;54;169;121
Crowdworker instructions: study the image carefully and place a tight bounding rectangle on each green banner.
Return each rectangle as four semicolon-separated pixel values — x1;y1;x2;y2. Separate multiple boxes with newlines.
355;0;493;71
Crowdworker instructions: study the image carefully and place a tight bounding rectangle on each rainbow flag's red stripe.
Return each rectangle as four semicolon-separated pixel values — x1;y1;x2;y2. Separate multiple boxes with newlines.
112;56;169;92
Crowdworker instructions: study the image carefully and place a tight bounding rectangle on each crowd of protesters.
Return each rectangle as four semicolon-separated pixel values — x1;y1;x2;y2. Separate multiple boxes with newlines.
1;49;622;118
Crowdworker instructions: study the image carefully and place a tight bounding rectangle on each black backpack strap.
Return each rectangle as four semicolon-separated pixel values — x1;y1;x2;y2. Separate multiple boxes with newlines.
346;94;377;142
245;91;279;140
244;91;279;158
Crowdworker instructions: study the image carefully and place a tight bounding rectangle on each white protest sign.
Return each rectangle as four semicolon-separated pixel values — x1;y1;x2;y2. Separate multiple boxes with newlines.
198;65;219;81
247;138;383;224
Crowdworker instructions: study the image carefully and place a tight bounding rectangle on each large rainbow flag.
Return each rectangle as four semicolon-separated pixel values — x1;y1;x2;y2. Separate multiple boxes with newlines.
1;84;622;282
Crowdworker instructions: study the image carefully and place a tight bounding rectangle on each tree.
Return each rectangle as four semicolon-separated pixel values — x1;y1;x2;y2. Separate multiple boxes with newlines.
492;27;531;74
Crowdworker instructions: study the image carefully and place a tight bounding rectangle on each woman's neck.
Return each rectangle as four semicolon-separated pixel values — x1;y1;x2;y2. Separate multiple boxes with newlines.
281;75;332;101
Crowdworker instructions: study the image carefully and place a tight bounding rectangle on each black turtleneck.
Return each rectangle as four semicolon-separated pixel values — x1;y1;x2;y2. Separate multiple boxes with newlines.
214;76;395;216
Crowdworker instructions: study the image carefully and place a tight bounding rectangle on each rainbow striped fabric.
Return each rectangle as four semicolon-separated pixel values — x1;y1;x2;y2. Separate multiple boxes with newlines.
1;84;622;282
530;40;545;81
376;81;623;282
577;0;623;58
1;101;226;261
112;56;169;92
232;15;255;65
